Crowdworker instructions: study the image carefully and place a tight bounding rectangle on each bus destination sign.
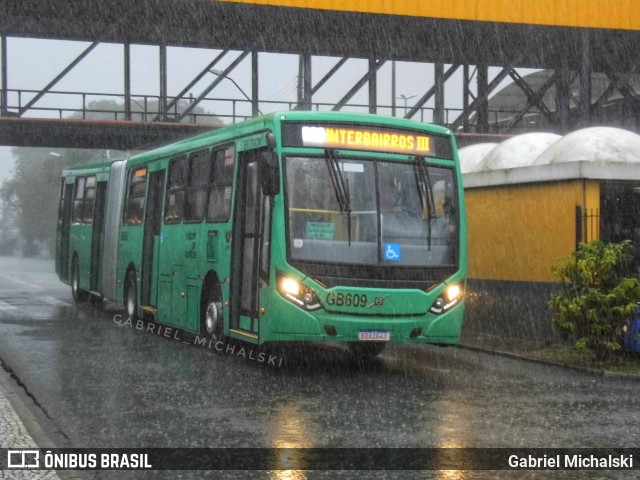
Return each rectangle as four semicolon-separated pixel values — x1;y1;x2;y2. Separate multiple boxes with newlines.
302;126;430;154
282;123;452;158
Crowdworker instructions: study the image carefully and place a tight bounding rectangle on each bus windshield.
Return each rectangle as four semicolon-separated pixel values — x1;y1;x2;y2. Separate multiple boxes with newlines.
285;155;458;268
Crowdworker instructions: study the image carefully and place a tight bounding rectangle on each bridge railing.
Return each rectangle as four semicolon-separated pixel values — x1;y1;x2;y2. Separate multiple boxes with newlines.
0;87;531;132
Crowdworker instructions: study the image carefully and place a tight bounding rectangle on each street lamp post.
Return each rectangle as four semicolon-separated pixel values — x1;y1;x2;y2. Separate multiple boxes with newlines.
119;97;148;121
97;95;148;121
209;69;263;119
391;60;396;117
396;94;416;117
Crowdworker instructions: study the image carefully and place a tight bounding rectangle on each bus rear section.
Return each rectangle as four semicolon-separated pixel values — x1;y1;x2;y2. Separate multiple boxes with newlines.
56;163;114;302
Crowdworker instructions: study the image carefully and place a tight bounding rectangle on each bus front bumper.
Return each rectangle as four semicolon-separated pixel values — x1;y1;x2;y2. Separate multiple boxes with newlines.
262;301;464;345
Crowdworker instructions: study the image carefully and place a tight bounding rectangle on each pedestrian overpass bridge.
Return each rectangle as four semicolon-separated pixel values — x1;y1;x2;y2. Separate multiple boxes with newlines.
1;0;639;149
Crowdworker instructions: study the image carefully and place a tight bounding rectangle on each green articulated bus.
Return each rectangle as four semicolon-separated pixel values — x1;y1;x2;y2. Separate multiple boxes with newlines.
56;111;467;357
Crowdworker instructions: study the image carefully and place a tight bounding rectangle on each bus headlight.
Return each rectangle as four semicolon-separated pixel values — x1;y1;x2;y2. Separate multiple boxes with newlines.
280;277;300;297
277;272;323;311
428;284;463;315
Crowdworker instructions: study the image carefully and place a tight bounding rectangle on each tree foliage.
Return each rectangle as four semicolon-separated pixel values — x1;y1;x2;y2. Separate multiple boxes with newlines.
71;98;222;125
549;240;640;359
3;98;222;255
1;148;104;255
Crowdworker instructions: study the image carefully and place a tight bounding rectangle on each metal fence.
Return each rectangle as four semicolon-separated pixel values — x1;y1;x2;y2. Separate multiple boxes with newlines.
1;87;532;129
576;207;601;248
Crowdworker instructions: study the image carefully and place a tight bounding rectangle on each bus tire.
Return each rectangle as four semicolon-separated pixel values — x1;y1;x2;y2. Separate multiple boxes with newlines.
347;342;386;358
201;284;223;340
124;269;138;320
71;257;88;303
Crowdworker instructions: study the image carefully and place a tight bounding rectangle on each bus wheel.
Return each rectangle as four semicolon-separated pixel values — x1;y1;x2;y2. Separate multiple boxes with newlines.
71;258;88;303
348;342;386;358
125;270;138;320
201;289;223;340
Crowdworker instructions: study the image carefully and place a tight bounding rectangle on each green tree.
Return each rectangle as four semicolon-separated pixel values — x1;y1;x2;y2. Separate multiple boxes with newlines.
0;180;19;254
2;148;104;256
549;240;640;360
73;98;223;125
5;98;222;256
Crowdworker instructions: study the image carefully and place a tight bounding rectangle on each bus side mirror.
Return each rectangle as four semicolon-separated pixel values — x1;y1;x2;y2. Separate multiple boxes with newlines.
260;150;280;196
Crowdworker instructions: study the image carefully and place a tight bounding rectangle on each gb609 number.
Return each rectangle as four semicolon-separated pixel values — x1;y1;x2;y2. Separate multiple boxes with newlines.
326;292;367;307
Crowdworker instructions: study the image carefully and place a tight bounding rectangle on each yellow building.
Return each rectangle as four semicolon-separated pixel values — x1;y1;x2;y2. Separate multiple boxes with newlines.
466;174;601;283
460;127;640;339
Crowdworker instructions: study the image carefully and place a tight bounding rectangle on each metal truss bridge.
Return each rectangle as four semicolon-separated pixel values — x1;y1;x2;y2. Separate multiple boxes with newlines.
1;0;640;150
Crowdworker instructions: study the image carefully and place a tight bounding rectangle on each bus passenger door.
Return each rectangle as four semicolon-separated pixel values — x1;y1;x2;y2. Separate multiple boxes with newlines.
56;181;74;282
230;150;267;339
141;170;165;308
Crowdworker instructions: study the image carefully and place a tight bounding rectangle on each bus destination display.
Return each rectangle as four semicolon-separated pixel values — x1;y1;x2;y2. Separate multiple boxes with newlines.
282;123;453;158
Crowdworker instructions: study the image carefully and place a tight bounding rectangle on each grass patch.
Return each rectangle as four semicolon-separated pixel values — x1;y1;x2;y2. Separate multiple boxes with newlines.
463;334;640;376
526;345;640;375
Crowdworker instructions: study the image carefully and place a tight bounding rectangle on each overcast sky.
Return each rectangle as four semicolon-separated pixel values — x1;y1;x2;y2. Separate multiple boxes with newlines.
0;36;535;182
4;37;533;116
3;38;458;114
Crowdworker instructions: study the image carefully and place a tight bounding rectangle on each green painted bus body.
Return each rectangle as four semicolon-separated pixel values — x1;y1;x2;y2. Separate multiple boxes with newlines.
58;112;467;347
57;162;111;294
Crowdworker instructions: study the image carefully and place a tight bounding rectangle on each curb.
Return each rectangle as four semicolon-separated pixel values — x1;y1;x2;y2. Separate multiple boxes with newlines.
0;359;82;480
455;343;640;383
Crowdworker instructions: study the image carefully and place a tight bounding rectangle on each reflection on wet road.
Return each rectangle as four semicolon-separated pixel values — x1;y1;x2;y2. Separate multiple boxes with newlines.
0;257;638;479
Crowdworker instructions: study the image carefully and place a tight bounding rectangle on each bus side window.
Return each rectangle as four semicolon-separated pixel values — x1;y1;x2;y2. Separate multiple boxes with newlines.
185;149;211;222
207;145;235;222
72;176;85;223
164;156;188;223
125;168;147;225
83;176;96;224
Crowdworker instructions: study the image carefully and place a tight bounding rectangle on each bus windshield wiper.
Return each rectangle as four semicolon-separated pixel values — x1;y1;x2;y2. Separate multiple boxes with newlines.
325;149;352;245
414;156;435;251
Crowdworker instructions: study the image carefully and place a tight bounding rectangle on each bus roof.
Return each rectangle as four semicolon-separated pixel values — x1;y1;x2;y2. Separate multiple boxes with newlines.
62;160;113;177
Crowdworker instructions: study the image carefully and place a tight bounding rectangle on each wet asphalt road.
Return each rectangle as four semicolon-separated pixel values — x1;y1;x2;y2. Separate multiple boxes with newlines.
0;256;639;480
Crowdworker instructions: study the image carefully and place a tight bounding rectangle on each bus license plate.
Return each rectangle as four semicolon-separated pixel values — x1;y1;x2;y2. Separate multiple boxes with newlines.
358;330;390;342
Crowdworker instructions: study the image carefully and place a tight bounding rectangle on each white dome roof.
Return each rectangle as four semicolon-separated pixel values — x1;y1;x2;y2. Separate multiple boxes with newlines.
458;143;498;173
532;127;640;165
477;132;561;171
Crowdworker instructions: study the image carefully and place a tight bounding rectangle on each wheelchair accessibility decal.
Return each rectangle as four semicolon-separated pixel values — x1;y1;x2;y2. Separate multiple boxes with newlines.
384;243;401;262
